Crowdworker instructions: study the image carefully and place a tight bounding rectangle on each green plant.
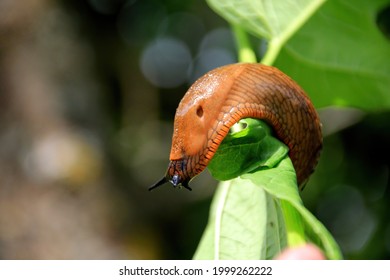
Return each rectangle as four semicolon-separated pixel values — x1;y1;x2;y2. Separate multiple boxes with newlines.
193;0;390;260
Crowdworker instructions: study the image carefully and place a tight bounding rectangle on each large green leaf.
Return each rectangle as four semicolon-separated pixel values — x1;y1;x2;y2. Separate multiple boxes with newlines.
206;0;326;64
275;0;390;109
206;0;325;40
194;157;342;260
194;119;288;260
194;120;342;260
193;179;287;260
242;158;342;260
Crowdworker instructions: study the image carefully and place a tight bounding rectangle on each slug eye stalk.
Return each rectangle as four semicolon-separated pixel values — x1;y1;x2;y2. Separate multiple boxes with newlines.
148;175;192;191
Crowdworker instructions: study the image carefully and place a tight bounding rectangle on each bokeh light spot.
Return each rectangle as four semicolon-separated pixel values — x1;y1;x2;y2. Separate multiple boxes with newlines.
140;37;192;88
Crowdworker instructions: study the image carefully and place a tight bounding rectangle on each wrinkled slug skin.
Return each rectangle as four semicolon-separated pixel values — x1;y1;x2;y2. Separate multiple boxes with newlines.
166;63;322;189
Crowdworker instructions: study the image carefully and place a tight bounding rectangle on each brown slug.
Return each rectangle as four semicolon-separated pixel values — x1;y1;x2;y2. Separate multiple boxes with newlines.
150;63;322;191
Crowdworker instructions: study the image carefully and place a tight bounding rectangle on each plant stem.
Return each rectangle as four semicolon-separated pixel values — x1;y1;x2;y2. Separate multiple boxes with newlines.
261;39;281;66
280;199;306;247
232;24;257;63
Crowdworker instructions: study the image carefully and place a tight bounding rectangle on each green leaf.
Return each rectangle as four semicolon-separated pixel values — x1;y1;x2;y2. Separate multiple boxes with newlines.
194;119;342;260
206;0;326;64
207;119;289;181
193;178;287;260
194;120;289;260
243;158;343;260
275;0;390;110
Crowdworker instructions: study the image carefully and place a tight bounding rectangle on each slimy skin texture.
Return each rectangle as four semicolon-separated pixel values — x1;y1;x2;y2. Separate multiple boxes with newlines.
150;63;322;191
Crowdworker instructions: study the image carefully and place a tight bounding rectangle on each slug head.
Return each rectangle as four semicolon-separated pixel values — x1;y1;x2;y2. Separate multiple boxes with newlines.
169;65;241;161
149;64;246;191
148;159;192;191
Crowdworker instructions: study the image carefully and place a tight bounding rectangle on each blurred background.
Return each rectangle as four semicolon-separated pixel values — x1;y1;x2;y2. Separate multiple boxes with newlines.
0;0;389;259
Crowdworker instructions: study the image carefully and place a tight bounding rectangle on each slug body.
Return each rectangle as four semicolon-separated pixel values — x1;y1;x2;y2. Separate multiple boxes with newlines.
150;63;322;191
